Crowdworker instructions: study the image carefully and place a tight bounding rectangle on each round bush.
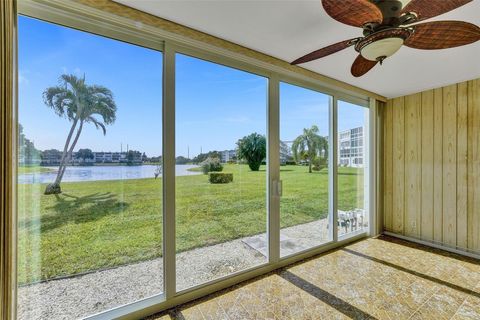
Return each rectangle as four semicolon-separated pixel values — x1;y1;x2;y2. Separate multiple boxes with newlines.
208;172;233;184
200;157;223;174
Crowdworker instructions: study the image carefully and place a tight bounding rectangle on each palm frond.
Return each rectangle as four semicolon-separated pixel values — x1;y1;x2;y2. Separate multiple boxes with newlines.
44;73;117;135
86;116;107;135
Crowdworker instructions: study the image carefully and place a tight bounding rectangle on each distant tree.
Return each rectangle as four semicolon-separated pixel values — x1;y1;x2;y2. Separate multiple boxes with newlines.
175;156;191;165
126;150;141;165
149;155;162;163
43;74;116;194
142;152;148;162
236;133;266;171
292;125;328;173
18;124;41;165
76;148;94;164
192;151;221;164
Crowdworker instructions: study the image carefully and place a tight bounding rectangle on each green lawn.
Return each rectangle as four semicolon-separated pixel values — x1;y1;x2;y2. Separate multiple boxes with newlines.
18;165;55;174
17;164;363;284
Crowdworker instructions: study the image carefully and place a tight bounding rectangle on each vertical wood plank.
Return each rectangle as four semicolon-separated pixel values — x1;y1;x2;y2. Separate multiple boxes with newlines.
384;80;480;253
442;84;457;246
405;93;422;237
456;82;468;249
421;90;434;241
468;79;480;251
383;100;393;231
433;88;443;243
392;97;405;234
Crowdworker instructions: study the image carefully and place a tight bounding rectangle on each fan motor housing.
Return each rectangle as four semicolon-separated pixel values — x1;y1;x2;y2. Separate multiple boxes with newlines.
355;28;412;61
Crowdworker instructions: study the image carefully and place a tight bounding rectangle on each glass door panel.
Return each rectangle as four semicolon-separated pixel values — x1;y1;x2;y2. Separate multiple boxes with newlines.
337;100;369;238
279;82;332;257
175;53;268;291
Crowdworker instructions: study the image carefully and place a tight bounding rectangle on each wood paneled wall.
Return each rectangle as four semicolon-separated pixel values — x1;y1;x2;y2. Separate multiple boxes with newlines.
383;79;480;253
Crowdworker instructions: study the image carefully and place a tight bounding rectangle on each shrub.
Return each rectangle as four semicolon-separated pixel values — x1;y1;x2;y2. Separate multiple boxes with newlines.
312;157;327;171
209;172;233;184
200;157;223;174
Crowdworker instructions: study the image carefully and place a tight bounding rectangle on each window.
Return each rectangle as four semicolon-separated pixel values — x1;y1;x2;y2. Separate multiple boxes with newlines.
279;82;331;257
17;16;163;319
337;100;369;238
175;53;268;291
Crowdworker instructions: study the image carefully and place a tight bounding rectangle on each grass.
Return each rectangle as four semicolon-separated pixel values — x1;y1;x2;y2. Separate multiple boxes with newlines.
17;164;363;284
18;165;55;174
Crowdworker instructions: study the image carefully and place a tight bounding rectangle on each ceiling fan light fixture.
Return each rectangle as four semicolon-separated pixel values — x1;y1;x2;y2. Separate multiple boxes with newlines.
292;0;479;76
360;37;404;61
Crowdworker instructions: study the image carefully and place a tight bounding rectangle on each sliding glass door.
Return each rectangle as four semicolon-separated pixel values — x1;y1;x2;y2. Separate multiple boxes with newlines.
175;53;268;291
279;82;332;257
17;16;164;320
15;8;373;320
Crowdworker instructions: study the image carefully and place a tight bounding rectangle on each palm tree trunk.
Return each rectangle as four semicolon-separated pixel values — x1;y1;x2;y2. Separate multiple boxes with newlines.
44;117;78;194
308;157;312;173
58;121;83;182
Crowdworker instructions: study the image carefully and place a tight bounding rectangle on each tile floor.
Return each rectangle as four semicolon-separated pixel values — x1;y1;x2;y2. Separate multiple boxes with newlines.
146;235;480;320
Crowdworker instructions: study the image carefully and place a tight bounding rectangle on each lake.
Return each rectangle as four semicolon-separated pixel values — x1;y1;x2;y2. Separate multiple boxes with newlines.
18;165;201;184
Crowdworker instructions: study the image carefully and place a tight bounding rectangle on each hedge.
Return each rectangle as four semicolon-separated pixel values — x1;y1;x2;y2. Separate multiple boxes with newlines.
208;172;233;184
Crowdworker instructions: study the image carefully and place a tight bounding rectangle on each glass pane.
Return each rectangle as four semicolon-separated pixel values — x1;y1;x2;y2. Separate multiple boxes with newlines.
17;16;163;320
175;54;268;291
279;82;331;257
337;101;369;237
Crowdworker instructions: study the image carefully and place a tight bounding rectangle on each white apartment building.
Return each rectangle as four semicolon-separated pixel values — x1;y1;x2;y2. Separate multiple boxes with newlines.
338;126;364;168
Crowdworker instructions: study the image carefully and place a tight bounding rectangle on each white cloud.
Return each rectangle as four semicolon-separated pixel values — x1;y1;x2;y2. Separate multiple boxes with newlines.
18;70;29;86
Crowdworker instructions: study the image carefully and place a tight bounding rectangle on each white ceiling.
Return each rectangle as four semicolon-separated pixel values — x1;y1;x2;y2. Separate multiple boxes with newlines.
114;0;480;98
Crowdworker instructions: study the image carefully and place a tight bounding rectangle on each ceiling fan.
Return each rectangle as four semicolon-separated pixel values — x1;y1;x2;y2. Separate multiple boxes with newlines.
291;0;480;77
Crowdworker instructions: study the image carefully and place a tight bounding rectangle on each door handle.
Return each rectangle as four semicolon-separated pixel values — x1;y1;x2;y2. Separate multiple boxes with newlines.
273;180;282;197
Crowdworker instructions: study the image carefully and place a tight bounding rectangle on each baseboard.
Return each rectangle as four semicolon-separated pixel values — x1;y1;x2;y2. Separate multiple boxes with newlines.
383;231;480;260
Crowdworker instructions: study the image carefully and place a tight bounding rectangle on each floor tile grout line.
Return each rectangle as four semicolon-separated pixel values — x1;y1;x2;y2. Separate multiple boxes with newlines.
407;292;436;320
449;298;469;320
238;284;278;318
225;295;254;320
402;258;450;320
227;289;257;319
217;300;232;320
196;304;207;320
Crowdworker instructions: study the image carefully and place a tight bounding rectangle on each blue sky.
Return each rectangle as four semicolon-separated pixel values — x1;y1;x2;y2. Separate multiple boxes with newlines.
19;15;366;158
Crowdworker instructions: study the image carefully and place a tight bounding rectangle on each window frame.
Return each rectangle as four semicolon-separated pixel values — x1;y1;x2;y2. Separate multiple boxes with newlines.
14;1;378;319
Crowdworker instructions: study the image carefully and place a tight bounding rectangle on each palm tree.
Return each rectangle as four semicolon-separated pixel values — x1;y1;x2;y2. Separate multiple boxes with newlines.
43;74;117;194
236;133;266;171
292;125;328;173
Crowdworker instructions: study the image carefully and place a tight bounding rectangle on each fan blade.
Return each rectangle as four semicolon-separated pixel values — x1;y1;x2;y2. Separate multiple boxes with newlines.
291;38;360;65
322;0;382;27
405;21;480;50
402;0;472;23
351;55;378;77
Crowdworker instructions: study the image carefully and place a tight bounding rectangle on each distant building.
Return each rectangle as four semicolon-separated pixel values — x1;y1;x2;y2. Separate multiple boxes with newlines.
338;126;364;168
92;151;140;164
41;150;143;165
220;150;236;163
40;149;63;166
